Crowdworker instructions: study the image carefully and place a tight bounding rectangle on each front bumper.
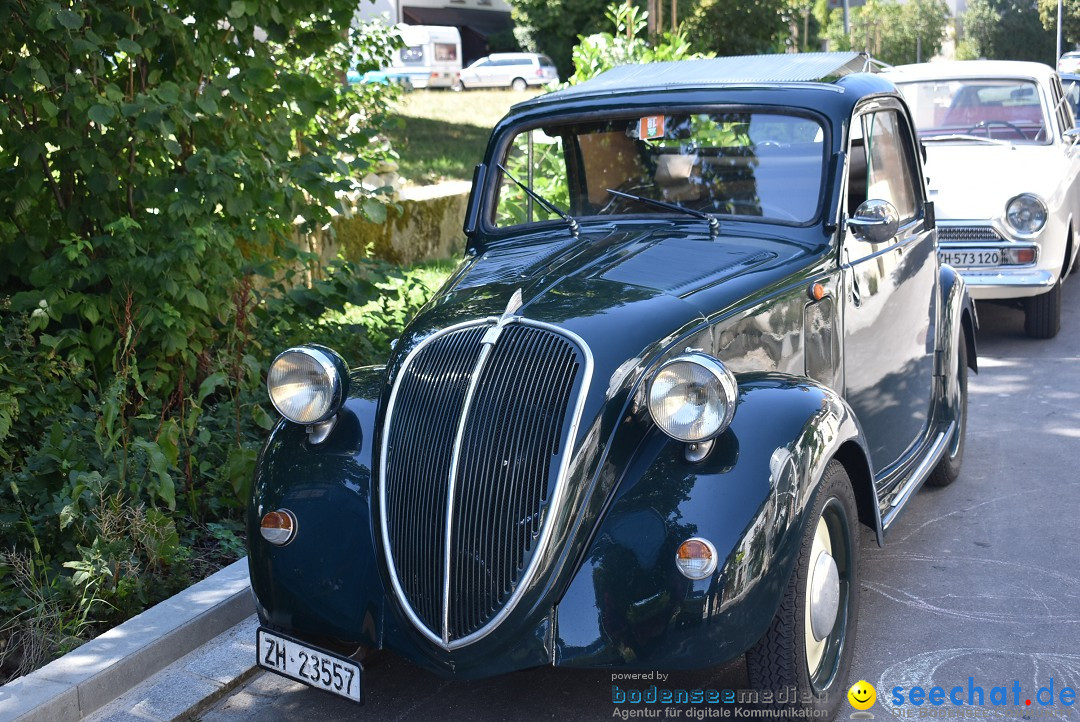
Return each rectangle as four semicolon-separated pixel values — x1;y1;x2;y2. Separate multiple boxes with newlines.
938;222;1061;300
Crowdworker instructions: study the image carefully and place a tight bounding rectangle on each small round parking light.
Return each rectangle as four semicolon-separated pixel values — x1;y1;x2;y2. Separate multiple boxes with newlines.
675;537;718;580
260;509;297;546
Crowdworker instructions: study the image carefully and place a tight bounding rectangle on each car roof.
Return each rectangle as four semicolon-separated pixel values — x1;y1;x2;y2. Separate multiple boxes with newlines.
504;52;898;123
534;52;872;103
886;60;1057;83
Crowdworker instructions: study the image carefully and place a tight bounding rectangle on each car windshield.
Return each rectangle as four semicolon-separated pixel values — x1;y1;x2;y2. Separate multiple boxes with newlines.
491;110;826;228
895;78;1049;143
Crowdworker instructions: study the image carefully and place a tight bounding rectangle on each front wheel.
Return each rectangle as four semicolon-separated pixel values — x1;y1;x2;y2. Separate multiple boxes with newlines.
1024;277;1061;339
745;461;860;719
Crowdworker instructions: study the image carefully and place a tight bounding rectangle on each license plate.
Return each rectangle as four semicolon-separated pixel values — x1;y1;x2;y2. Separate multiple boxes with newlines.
257;628;362;703
939;249;1002;267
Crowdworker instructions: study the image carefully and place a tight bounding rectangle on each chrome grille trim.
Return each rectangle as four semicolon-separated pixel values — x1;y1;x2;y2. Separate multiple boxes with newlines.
381;320;490;638
379;315;592;651
937;226;1003;242
441;337;495;646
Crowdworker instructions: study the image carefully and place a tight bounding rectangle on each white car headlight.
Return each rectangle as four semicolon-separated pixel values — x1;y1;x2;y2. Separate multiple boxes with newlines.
647;354;738;442
267;346;348;424
1005;193;1047;235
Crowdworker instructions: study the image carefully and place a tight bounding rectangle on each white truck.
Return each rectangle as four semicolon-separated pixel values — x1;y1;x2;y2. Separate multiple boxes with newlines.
388;25;462;89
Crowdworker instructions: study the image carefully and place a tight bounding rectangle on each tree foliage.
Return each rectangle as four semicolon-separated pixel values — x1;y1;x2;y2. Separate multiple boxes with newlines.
682;0;796;56
0;0;416;678
1037;0;1080;54
509;0;613;79
960;0;1055;62
567;2;710;85
823;0;950;65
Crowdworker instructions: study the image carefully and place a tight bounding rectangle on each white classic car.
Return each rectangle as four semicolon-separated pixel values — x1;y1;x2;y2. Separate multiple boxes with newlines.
888;60;1080;338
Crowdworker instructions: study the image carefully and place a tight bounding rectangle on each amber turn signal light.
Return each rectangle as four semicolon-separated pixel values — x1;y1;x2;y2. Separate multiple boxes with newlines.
260;509;297;546
675;537;718;580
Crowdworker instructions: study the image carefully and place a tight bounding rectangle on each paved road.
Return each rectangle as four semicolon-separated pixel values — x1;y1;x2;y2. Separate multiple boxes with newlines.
205;285;1080;722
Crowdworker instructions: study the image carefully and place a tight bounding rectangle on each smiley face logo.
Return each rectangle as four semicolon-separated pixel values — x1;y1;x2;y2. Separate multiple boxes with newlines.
848;680;876;710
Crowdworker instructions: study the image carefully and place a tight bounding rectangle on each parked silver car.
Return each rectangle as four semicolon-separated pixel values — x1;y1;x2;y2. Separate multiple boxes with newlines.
456;52;558;91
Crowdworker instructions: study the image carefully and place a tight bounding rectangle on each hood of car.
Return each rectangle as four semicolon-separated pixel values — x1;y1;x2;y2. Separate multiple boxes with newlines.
392;223;818;373
923;142;1068;220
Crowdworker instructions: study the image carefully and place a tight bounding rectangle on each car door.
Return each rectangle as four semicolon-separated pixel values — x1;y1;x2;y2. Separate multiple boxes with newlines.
1049;73;1080;271
465;59;489;87
841;100;938;477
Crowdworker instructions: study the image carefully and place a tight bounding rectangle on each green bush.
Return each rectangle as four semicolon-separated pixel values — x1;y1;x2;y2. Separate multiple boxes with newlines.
567;3;711;87
0;0;417;680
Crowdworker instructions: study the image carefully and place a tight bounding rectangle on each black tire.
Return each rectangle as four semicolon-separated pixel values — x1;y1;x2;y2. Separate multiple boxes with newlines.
745;461;860;719
1024;278;1061;339
511;77;527;91
927;329;968;487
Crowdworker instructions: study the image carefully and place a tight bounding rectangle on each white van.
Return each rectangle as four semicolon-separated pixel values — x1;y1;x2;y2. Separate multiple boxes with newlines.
390;25;462;90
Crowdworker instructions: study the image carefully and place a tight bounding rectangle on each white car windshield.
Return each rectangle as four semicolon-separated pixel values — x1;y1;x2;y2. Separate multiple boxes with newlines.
896;78;1049;144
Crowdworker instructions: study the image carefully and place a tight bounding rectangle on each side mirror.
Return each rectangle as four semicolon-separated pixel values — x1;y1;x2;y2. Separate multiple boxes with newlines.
848;199;900;243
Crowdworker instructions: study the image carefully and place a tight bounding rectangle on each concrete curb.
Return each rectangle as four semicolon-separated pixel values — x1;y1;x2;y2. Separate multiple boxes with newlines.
84;615;260;722
0;557;253;722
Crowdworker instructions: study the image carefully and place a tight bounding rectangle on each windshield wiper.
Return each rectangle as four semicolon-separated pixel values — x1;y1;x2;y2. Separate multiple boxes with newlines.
606;188;720;239
921;134;1011;146
497;164;579;238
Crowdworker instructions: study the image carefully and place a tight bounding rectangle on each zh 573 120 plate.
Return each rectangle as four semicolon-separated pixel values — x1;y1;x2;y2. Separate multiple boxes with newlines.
256;627;362;703
938;249;1003;267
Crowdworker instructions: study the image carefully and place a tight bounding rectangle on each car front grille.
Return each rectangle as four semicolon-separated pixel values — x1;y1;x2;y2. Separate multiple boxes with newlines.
938;226;1003;242
381;319;587;648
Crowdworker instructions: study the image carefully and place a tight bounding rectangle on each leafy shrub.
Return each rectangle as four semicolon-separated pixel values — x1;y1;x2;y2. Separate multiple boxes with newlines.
567;3;711;87
0;0;418;681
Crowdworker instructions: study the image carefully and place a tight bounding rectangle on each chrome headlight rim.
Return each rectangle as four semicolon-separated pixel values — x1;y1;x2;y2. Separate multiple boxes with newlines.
267;345;348;425
1004;193;1048;236
647;353;738;443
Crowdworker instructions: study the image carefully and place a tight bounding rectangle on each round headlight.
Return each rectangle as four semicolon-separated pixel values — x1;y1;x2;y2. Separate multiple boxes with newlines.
1005;193;1047;234
267;346;347;424
647;354;737;442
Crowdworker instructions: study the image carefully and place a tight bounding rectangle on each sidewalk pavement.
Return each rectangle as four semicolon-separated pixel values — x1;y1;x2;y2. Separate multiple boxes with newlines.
0;558;258;722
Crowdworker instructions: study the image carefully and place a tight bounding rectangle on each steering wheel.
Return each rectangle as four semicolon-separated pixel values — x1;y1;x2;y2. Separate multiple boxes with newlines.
967;119;1027;140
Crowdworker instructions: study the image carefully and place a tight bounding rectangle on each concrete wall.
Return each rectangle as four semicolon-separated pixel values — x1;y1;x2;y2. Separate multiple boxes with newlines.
320;181;473;267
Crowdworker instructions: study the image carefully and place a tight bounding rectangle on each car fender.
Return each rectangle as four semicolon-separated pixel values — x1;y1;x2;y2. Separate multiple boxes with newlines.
248;366;385;650
939;263;979;382
554;373;874;670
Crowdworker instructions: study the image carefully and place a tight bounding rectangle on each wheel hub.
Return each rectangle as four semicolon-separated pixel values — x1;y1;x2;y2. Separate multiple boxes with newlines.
809;549;840;642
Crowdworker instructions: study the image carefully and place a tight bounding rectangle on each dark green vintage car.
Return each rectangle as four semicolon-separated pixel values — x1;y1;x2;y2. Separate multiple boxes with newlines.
249;52;977;717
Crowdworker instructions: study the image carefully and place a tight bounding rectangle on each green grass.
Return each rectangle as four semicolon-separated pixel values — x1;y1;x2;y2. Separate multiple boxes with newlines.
386;89;542;186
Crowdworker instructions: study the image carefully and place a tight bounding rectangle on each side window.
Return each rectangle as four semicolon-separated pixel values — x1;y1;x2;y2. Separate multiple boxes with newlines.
493;129;570;227
849;110;919;223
